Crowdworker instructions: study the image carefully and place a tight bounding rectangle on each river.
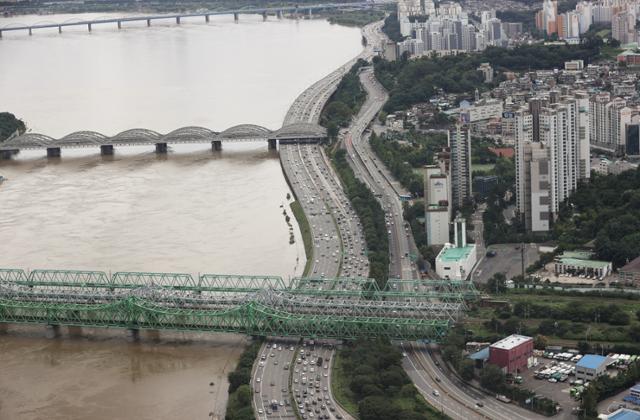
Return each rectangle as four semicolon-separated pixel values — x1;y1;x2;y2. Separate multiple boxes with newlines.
0;13;362;420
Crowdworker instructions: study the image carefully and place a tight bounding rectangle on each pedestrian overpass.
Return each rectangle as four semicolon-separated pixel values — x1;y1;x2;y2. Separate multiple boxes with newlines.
0;268;478;342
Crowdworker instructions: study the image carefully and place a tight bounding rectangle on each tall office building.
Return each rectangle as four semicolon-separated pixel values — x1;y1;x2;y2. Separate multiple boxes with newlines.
424;165;451;245
448;124;472;208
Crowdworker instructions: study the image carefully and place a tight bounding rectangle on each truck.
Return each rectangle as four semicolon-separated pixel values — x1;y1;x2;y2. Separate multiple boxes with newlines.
496;395;511;404
317;357;323;367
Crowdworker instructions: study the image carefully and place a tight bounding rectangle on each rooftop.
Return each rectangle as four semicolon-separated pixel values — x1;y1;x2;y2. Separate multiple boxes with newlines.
558;257;611;269
576;354;608;370
469;347;490;361
490;334;532;350
438;245;475;262
621;255;640;273
607;408;640;420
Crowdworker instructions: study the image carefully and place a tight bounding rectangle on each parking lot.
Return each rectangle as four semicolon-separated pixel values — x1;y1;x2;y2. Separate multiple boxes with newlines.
518;358;582;416
473;243;540;284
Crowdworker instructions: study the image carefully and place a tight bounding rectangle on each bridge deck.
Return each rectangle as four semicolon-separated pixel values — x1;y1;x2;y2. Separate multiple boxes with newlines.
0;268;477;341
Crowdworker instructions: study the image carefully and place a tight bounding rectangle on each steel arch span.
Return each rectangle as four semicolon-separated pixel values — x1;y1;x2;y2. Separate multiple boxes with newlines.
0;122;327;152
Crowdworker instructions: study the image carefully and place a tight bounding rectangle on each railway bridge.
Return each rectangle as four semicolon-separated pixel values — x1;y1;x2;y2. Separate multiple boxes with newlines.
0;268;478;341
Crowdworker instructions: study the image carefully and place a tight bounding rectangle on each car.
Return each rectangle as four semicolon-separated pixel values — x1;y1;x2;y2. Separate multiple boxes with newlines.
486;250;497;257
258;409;263;414
256;378;261;383
266;409;272;415
270;381;275;386
432;390;440;397
476;402;484;407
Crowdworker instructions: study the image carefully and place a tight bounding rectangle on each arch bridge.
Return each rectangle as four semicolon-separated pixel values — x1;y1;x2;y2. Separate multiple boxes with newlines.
0;122;327;159
0;268;478;342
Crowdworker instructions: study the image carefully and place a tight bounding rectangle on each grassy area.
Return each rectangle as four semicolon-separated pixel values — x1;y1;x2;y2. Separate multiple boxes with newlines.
596;28;612;38
322;9;386;27
472;163;495;173
465;289;640;350
330;351;360;418
600;45;623;59
290;200;313;277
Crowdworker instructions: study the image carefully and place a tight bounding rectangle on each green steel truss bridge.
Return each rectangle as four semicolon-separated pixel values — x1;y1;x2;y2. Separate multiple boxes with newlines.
0;269;478;342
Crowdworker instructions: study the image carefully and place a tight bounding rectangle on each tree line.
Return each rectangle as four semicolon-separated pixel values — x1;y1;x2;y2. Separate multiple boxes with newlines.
336;340;449;420
0;112;26;142
373;43;600;113
225;339;262;420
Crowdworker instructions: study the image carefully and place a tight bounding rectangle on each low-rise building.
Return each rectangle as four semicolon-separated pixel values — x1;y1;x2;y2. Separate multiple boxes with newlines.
599;408;640;420
553;251;612;279
435;214;477;280
619;256;640;285
488;334;534;374
575;354;609;381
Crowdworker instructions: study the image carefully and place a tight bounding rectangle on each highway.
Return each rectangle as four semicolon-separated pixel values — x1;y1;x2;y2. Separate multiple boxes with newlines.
253;20;386;420
340;40;549;420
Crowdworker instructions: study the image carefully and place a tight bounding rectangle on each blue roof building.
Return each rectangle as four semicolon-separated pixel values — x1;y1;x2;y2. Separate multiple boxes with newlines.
575;354;609;380
605;408;640;420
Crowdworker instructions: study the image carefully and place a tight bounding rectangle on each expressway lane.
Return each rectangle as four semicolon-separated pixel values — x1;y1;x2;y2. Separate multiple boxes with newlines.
255;21;386;420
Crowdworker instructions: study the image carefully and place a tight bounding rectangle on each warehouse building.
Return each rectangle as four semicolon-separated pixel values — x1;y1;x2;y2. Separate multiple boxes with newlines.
488;334;534;374
575;354;609;381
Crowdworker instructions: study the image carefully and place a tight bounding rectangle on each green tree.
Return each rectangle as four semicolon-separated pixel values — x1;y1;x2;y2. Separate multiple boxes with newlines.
487;273;507;294
0;112;26;142
460;359;476;381
480;364;506;392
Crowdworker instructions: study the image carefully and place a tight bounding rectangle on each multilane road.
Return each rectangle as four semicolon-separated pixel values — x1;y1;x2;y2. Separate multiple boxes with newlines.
341;45;548;420
252;20;386;420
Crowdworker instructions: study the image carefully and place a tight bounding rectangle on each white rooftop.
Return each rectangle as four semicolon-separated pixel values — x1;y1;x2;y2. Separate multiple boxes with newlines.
490;334;532;350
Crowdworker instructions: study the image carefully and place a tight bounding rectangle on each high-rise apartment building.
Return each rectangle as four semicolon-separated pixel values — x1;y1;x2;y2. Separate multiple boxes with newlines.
448;124;472;208
589;92;632;153
516;93;590;232
612;11;636;44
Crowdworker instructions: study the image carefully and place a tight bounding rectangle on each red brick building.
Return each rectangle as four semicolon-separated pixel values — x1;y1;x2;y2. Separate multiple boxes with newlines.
488;334;533;374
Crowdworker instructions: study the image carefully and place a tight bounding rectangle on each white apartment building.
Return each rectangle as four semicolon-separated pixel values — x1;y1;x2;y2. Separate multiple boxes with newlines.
461;97;502;122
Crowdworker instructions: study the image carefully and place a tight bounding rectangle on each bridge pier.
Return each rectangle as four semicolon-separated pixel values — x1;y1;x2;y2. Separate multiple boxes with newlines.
176;16;181;25
117;21;122;29
211;140;222;151
28;27;32;36
0;324;7;334
205;15;210;23
277;10;283;19
88;23;92;32
100;145;114;156
262;11;267;21
45;324;61;339
47;147;61;158
147;19;151;27
268;138;277;150
0;30;2;39
1;150;13;160
155;142;168;154
308;9;313;18
234;13;239;23
58;25;62;34
127;328;140;342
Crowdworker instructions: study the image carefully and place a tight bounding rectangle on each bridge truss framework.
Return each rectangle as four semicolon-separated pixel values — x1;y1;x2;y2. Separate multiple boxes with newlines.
0;269;478;342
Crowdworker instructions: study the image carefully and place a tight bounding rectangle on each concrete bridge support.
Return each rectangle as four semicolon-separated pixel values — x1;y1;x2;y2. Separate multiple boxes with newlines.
205;15;210;23
234;13;239;23
117;21;122;29
127;328;140;342
0;324;7;334
45;324;61;339
268;138;277;150
88;23;92;32
100;145;114;156
47;147;61;158
0;30;3;39
277;10;283;19
0;150;13;160
308;9;313;18
58;26;62;34
176;16;181;25
28;28;32;36
155;143;168;154
147;19;151;27
262;11;267;21
212;140;222;151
